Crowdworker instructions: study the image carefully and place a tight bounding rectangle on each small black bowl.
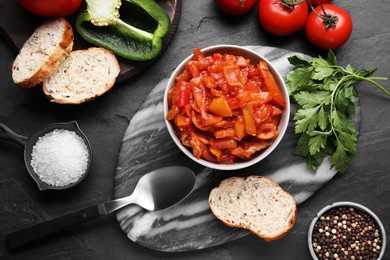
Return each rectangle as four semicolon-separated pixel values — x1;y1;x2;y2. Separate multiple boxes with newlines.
0;121;92;190
24;121;92;190
308;201;386;259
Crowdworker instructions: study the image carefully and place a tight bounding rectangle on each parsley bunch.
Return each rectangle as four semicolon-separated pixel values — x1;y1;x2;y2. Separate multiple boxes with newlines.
286;50;389;173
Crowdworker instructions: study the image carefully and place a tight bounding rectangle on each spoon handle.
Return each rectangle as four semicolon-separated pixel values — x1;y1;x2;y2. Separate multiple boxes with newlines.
6;204;101;251
99;194;136;215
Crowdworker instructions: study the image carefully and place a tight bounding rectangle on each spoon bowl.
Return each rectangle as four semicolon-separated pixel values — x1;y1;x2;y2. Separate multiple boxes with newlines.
114;166;196;211
6;166;196;250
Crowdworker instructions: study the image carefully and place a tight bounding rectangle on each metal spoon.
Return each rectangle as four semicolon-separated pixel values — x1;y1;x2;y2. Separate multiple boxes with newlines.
6;166;196;250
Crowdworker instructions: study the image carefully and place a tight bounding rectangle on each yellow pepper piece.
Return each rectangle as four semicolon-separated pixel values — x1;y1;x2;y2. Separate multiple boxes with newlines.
208;97;233;117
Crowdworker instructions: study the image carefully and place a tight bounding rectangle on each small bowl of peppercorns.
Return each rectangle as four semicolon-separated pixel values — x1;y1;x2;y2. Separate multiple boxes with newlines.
308;201;386;260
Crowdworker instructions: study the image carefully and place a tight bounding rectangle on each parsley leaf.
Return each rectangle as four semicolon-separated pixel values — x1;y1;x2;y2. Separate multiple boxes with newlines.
294;133;310;157
294;107;319;133
311;57;335;80
287;50;389;173
286;67;312;94
317;106;327;131
308;133;327;156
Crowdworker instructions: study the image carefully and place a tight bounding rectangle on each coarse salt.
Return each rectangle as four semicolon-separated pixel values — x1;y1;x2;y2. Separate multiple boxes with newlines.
31;129;89;187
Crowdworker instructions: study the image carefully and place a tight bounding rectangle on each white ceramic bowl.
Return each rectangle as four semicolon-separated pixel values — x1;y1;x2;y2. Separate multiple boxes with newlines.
308;201;386;260
163;45;290;170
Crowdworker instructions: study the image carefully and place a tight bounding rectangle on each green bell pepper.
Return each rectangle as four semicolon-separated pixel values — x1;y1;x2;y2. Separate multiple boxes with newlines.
76;0;171;61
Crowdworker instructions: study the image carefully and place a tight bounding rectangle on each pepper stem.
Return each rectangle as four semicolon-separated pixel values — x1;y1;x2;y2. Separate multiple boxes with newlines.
113;19;154;42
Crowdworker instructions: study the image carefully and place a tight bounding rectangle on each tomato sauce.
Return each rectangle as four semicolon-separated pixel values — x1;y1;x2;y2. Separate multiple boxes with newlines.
166;48;285;164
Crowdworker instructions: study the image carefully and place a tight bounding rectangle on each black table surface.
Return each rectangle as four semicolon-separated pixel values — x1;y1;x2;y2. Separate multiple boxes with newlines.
1;0;389;259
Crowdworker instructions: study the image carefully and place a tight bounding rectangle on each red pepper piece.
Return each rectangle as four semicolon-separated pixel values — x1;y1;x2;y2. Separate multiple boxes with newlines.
259;61;286;108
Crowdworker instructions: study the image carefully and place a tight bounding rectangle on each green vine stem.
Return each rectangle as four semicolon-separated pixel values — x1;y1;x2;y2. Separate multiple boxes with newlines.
274;0;305;12
306;0;338;28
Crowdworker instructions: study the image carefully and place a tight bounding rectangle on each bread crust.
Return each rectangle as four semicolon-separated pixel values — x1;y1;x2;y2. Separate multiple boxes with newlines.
42;47;120;105
12;17;74;88
209;176;298;242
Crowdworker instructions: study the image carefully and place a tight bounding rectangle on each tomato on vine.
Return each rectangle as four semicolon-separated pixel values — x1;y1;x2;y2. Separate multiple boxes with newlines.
305;4;353;49
214;0;257;16
258;0;308;36
308;0;331;6
18;0;82;17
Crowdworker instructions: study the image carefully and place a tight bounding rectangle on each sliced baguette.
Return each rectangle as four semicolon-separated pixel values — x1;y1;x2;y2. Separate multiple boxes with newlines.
12;17;74;88
42;47;120;104
209;176;297;241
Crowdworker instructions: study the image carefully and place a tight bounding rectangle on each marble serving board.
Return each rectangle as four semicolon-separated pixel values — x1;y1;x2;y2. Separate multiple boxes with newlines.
114;46;361;252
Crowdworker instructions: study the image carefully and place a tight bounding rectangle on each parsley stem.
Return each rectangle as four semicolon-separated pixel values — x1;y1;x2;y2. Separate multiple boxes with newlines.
312;129;331;135
329;74;354;145
355;76;390;97
366;77;387;80
338;67;390;97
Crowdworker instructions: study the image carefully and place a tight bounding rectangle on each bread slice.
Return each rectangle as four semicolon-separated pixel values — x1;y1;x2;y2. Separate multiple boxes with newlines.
42;47;120;104
12;17;74;88
209;176;297;241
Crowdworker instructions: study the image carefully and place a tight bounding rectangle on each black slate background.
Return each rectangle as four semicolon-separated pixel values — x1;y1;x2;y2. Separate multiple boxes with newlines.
1;0;389;259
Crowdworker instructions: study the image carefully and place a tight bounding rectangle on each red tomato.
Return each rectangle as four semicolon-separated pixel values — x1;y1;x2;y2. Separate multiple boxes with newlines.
18;0;82;17
258;0;309;36
309;0;331;5
305;4;353;49
214;0;257;16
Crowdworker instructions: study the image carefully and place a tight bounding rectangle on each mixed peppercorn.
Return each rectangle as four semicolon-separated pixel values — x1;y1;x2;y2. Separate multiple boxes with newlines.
311;206;383;260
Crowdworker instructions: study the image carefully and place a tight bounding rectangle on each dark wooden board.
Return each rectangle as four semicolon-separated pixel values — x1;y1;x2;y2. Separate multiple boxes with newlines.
0;0;181;83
